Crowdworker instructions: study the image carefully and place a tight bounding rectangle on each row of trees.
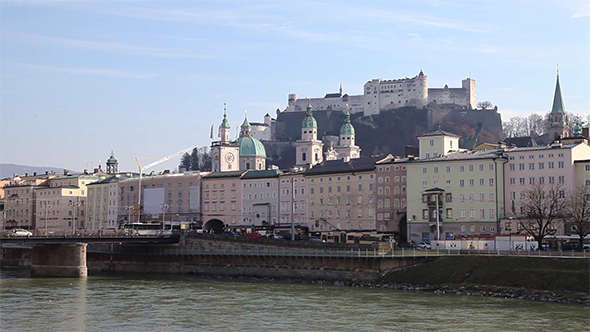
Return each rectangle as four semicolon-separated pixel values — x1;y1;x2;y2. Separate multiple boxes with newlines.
503;112;588;138
513;183;590;250
179;147;212;172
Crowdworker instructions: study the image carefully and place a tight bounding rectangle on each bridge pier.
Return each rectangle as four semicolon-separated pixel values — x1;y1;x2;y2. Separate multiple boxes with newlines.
31;243;88;278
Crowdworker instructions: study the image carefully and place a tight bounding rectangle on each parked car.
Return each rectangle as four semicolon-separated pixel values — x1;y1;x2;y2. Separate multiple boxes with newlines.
416;242;431;249
562;242;579;251
583;244;590;252
269;234;283;240
246;233;262;238
9;228;33;237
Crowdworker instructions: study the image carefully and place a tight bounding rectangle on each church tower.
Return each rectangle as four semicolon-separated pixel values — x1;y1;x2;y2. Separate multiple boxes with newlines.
106;151;118;174
211;106;240;172
335;109;361;160
295;103;324;166
547;70;569;141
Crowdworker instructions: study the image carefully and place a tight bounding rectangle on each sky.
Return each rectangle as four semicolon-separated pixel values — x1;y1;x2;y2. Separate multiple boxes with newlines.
1;0;589;174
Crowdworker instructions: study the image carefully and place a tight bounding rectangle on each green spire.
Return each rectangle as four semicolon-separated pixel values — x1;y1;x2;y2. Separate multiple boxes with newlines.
551;71;565;114
220;104;230;128
340;109;355;135
301;103;317;128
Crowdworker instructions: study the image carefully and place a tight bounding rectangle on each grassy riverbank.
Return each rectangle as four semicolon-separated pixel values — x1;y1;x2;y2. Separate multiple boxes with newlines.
380;256;589;295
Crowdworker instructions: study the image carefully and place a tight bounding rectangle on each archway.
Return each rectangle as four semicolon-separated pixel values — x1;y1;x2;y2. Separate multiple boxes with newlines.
204;219;225;234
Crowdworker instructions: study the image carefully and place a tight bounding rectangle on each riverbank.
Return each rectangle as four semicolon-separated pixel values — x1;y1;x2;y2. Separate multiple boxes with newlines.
373;256;590;305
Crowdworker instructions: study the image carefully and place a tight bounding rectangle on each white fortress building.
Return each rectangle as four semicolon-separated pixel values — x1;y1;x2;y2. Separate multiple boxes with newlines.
284;70;476;116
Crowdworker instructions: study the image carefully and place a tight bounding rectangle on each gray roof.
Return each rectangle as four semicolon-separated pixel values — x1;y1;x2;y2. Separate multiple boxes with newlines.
410;149;505;163
418;129;461;138
305;156;385;176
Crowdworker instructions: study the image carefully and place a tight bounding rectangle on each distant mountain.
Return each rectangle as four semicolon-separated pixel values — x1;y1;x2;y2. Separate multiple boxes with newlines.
0;164;78;179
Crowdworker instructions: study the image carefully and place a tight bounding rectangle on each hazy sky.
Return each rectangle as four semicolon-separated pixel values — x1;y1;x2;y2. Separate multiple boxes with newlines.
1;0;589;173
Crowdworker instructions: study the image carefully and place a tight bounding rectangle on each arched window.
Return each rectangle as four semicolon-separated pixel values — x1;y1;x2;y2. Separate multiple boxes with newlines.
315;153;318;161
246;162;251;169
302;152;307;161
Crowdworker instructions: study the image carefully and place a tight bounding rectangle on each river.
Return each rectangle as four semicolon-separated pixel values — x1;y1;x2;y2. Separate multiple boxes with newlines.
1;270;588;332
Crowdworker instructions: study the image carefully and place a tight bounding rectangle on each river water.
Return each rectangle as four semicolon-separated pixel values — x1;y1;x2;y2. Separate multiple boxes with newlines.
1;270;588;332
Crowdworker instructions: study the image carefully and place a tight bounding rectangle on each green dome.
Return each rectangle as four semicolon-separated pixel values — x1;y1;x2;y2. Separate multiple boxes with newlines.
340;111;355;135
237;136;267;157
302;103;317;128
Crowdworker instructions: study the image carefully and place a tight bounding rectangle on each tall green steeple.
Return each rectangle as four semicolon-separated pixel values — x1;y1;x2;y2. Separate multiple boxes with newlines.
551;71;565;114
221;105;230;128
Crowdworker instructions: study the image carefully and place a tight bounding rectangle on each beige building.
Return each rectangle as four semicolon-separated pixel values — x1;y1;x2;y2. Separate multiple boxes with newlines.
118;172;203;227
241;169;281;229
87;174;133;230
305;157;381;234
201;171;244;232
279;170;308;234
375;156;408;239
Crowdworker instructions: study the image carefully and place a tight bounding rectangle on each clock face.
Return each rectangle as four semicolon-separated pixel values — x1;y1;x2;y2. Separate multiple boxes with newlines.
213;153;219;162
225;152;235;163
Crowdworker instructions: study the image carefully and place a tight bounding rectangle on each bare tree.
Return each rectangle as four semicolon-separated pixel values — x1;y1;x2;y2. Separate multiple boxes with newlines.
564;185;590;250
512;182;567;248
477;101;493;110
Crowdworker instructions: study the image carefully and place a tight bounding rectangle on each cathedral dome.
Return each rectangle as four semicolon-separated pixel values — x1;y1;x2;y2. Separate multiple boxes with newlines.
340;111;355;135
301;103;317;128
237;136;267;158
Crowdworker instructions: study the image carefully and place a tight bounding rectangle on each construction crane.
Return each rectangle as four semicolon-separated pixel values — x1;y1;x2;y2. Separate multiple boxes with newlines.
134;144;198;223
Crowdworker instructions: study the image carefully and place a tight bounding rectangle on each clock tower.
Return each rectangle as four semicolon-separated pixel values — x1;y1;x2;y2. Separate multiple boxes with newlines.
211;107;240;172
295;103;324;166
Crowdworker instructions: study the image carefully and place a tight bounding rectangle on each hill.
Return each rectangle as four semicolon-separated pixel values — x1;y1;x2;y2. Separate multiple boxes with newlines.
266;106;504;169
0;164;76;179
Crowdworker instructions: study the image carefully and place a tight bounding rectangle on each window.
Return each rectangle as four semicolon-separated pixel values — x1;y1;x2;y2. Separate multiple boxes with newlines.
479;178;485;186
558;161;564;169
422;209;429;219
480;209;485;219
509;178;516;185
469;165;474;172
445;193;452;202
422;181;427;188
469;209;475;219
446;166;451;173
459;179;465;187
430;139;434;147
469;179;474;187
509;164;515;171
558;175;565;184
434;166;439;174
422;167;427;174
539;162;544;170
446;208;453;219
479;164;484;171
548;162;554;169
488;193;495;202
460;166;465;172
489;178;494;186
529;163;534;170
446;180;451;187
460;194;465;202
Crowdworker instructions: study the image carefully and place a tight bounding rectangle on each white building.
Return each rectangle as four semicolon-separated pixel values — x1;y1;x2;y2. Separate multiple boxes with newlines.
285;71;476;116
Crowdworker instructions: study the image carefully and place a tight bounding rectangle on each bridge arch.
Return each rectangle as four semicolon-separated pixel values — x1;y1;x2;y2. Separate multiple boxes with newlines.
204;219;225;234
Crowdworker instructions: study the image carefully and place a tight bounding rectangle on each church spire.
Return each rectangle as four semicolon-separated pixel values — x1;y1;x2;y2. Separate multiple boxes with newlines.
551;67;565;114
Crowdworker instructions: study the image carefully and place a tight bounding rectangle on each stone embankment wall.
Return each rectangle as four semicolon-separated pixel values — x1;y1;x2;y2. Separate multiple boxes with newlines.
86;235;424;281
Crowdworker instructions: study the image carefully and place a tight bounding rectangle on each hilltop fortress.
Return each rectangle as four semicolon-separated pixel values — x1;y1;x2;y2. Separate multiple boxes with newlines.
284;70;476;116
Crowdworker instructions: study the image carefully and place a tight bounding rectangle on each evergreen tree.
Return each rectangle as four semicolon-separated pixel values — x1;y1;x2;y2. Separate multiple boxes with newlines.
190;148;200;171
180;152;191;171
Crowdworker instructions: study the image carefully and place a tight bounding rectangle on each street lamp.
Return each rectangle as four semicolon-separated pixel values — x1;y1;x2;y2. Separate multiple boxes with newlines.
44;204;51;236
162;204;170;230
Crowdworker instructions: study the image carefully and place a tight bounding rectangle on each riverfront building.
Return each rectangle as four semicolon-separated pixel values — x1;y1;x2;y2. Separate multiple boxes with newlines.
240;169;282;228
305;157;382;234
201;171;244;232
406;130;506;243
375;156;409;238
278;170;308;233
